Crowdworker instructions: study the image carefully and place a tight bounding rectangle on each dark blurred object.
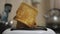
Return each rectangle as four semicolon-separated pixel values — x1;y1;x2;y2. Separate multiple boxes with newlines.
1;3;12;22
11;25;47;31
0;21;13;34
44;8;60;32
0;22;11;34
11;21;47;31
5;3;12;13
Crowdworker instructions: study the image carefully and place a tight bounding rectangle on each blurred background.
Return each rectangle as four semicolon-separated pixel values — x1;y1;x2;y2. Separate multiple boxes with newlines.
0;0;60;34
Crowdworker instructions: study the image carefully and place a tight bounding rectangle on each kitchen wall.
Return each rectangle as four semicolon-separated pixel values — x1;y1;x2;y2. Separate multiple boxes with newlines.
0;0;5;14
54;0;60;9
0;0;50;27
36;0;50;26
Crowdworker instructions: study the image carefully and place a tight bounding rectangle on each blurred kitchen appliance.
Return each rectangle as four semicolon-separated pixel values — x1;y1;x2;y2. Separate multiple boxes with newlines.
44;8;60;32
2;28;56;34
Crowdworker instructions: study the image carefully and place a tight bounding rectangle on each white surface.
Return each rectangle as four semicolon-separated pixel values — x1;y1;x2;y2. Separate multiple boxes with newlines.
3;28;56;34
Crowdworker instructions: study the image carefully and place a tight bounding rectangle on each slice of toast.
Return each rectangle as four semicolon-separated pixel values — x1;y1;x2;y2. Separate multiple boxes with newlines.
14;3;38;28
